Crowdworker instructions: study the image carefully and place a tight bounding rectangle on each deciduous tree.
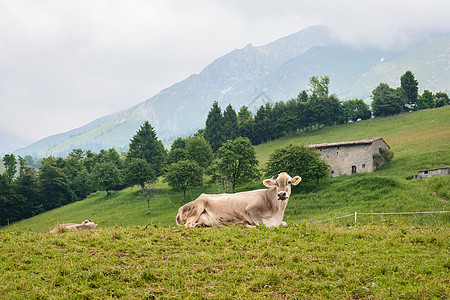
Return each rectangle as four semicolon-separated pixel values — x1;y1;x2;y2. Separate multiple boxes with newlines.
214;137;259;193
266;143;329;186
164;160;202;201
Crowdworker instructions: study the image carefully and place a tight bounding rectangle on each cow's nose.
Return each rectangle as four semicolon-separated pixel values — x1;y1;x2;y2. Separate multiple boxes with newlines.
278;191;287;198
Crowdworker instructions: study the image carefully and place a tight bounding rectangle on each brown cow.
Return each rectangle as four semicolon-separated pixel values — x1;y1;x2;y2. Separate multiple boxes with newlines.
176;172;301;228
50;219;97;234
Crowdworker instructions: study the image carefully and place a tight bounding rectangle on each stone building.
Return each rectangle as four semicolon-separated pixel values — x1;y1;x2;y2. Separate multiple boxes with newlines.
414;167;449;179
307;138;390;177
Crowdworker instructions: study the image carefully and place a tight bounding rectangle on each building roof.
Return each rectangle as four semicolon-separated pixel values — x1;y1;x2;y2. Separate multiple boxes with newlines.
418;167;450;173
307;137;389;149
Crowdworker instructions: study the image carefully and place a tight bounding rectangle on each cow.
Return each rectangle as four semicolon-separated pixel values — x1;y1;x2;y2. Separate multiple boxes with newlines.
50;219;97;234
176;172;301;228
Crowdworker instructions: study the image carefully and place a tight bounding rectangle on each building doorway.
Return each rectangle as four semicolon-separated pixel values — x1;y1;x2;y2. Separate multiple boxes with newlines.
352;165;357;174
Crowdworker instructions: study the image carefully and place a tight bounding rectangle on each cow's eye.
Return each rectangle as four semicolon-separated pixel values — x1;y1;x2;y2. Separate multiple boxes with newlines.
288;181;291;184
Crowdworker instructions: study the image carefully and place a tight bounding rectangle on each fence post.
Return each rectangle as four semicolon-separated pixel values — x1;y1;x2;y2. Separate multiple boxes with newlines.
354;212;357;224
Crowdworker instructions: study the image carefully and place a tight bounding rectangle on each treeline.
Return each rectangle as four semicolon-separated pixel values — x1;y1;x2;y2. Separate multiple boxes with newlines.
0;122;167;225
202;73;449;149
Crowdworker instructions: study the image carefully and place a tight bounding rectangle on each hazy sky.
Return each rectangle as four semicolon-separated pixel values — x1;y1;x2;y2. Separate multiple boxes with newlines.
1;0;449;146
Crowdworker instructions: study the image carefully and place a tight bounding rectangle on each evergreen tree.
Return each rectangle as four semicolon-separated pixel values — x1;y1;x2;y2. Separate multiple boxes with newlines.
222;104;238;142
204;101;224;152
237;106;255;142
400;71;419;106
253;103;272;144
128;121;166;176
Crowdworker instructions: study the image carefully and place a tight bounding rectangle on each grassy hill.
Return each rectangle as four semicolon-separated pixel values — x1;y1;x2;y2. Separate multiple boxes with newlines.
3;106;449;232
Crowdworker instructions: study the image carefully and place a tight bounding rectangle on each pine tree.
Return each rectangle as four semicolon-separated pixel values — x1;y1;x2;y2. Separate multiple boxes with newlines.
204;101;224;152
400;71;419;106
222;104;238;142
128;121;166;176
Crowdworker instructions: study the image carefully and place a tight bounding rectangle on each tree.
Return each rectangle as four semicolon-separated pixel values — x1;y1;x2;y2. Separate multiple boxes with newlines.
124;158;156;212
308;94;343;126
185;136;213;170
342;99;372;122
308;75;330;98
266;143;329;186
124;158;156;193
91;161;121;196
371;83;406;117
400;71;419;106
167;137;187;165
214;137;259;193
253;103;272;144
38;162;75;210
3;154;17;183
0;174;28;225
128;121;166;176
222;104;238;142
298;90;309;102
204;101;224;152
71;168;93;200
416;90;435;110
435;92;449;107
164;160;203;201
15;157;42;217
237;106;255;142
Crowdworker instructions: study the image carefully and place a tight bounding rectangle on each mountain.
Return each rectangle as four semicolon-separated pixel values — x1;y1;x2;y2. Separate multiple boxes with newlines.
14;26;450;158
0;130;27;155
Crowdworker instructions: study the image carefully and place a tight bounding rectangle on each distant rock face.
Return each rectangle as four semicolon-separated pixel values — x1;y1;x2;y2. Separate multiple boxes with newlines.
14;25;450;157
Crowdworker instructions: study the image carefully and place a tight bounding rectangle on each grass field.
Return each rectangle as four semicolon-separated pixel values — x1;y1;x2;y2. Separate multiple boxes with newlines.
0;107;449;299
1;224;448;299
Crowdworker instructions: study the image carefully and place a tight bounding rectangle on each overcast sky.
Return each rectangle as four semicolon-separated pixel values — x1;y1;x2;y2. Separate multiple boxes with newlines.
1;0;449;146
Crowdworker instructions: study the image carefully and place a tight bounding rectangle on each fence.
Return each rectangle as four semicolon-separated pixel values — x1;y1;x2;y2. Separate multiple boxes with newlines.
312;211;450;224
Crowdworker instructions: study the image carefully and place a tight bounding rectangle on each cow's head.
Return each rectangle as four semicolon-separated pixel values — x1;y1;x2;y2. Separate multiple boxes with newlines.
263;172;301;200
81;219;97;229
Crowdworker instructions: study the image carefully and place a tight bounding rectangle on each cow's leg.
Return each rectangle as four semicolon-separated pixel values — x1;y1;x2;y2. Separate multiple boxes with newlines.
245;204;264;226
185;200;206;228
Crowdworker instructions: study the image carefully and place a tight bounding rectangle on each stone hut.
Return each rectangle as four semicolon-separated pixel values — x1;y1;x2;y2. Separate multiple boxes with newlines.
307;138;390;177
414;167;449;179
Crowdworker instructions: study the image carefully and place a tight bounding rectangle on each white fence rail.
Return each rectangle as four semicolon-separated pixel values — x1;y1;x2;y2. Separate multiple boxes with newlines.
313;211;450;224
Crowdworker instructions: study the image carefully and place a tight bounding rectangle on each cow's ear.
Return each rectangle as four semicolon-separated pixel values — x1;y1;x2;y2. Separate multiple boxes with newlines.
291;176;302;185
263;179;276;187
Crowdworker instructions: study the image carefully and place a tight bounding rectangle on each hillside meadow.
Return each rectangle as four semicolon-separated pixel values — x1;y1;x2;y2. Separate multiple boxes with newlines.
0;106;449;298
